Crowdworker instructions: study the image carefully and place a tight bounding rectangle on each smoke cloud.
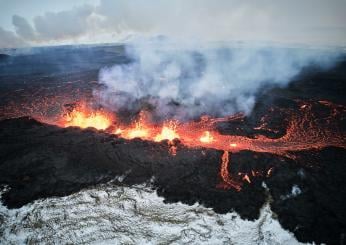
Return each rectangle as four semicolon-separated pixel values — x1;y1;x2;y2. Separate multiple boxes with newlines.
97;38;339;120
0;26;26;48
33;5;93;41
12;15;36;40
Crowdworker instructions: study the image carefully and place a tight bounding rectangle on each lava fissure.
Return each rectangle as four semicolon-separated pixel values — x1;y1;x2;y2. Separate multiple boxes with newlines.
2;92;345;191
53;100;345;156
23;99;344;190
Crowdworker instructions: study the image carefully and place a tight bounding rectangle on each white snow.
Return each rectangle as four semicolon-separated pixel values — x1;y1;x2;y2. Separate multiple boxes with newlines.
0;184;309;244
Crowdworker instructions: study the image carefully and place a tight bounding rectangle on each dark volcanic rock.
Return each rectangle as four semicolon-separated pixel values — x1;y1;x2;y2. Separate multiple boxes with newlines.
0;54;10;61
267;148;346;245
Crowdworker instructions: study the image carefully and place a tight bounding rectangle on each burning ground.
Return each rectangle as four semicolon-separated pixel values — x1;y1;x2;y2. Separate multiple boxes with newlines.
0;45;346;244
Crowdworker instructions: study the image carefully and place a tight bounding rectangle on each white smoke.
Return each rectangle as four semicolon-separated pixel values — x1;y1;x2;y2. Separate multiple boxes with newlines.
12;15;36;40
0;26;26;48
97;38;340;120
33;5;94;41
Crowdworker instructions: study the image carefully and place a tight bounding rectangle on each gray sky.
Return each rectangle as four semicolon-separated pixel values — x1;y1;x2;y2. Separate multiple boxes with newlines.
1;0;346;48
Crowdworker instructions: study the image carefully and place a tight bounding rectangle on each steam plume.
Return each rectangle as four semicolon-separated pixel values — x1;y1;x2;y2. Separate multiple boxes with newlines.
97;38;339;120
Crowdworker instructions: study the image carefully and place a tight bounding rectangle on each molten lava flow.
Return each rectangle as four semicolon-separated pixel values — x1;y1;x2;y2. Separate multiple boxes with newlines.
114;128;123;135
218;151;242;191
154;121;179;142
243;174;251;184
62;106;113;130
51;100;345;158
23;99;346;192
200;131;214;143
122;121;150;140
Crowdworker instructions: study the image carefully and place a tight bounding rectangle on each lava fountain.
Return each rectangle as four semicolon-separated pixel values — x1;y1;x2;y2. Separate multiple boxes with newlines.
154;121;180;142
58;103;114;130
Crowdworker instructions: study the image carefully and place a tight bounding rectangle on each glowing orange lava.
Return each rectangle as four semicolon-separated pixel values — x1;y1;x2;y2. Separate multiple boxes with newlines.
40;100;345;191
155;121;179;142
58;101;345;158
61;106;113;130
114;128;123;135
218;151;242;191
122;121;150;140
200;131;214;143
243;174;251;184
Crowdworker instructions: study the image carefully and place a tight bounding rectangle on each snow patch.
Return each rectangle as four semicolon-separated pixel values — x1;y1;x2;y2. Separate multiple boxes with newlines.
0;183;308;244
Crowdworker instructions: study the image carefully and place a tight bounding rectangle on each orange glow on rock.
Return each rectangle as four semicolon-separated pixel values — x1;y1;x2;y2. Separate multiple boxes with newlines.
243;174;251;183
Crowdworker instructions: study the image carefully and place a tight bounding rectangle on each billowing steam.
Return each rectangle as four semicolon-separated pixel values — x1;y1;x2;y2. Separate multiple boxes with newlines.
97;38;339;120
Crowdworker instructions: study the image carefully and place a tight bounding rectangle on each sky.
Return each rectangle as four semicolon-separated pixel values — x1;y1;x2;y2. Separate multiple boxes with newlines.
1;0;346;48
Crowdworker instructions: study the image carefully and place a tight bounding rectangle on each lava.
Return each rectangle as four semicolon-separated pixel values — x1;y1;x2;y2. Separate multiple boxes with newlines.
243;174;251;184
17;99;345;159
154;121;180;142
121;121;150;140
217;151;242;191
60;105;113;130
200;131;214;143
5;98;345;191
47;100;346;191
